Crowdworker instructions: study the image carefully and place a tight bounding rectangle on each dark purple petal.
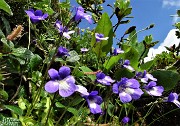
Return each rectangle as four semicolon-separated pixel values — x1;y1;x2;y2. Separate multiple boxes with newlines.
48;68;59;80
57;46;69;57
34;10;43;16
94;95;103;105
168;92;178;102
124;60;130;66
119;92;132;103
96;72;105;79
42;13;48;19
58;79;76;97
145;81;157;89
59;66;71;79
112;83;119;94
75;7;85;21
122;116;130;124
125;79;140;88
45;80;59;93
89;91;98;96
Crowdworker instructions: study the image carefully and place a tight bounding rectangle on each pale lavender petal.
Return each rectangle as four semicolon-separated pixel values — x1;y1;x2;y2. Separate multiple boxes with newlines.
125;79;140;88
48;68;59;80
104;76;115;83
123;65;135;71
42;13;48;19
146;86;164;96
87;100;102;114
25;10;35;17
58;79;76;97
130;88;144;100
173;100;180;108
119;92;132;103
141;77;148;83
75;85;89;95
84;14;92;24
97;79;111;85
45;81;59;93
168;92;178;102
59;66;71;79
64;76;75;85
146;73;157;81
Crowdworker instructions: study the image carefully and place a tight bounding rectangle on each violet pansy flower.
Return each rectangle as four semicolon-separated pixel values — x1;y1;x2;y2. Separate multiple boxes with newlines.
122;116;130;124
45;66;76;97
113;48;124;55
113;77;144;103
57;46;69;57
166;92;180;108
25;9;48;23
96;72;115;86
83;91;103;114
136;70;157;83
122;60;135;71
95;33;109;42
144;81;164;96
55;20;75;39
74;6;92;24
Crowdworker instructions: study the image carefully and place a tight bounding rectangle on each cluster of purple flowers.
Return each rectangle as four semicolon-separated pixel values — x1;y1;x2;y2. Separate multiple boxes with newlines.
25;6;180;122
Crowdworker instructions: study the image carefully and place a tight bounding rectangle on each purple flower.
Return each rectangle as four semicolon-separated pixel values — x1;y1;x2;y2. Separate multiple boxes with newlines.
95;33;109;42
25;9;48;23
55;20;75;39
45;66;76;97
113;48;124;55
113;77;144;103
122;116;130;124
96;72;115;86
80;48;89;53
83;91;103;114
75;85;89;96
122;60;135;71
57;46;69;57
166;92;180;108
144;81;164;96
136;70;157;83
74;6;92;24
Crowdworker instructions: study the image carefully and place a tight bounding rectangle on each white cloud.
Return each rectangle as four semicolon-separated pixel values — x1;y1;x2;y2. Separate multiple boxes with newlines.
162;0;180;7
144;29;179;62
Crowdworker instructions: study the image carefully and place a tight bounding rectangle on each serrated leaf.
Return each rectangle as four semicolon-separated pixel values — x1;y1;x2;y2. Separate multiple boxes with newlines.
66;50;80;62
0;0;13;15
4;105;23;116
91;13;113;59
151;70;180;91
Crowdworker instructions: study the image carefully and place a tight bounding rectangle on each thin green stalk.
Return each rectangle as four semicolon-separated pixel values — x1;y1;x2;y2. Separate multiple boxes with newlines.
28;17;31;49
45;93;57;125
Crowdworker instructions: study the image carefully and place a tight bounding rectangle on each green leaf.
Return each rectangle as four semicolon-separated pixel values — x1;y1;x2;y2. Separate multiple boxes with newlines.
114;68;134;80
70;95;84;106
91;13;113;59
12;47;33;59
151;70;180;91
103;54;123;73
0;0;13;15
4;105;23;116
79;66;96;81
0;89;8;101
66;50;80;62
140;60;155;70
29;54;42;70
55;102;65;108
67;107;78;115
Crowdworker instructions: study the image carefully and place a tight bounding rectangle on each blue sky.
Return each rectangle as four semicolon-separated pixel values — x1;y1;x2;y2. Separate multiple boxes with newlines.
69;0;180;60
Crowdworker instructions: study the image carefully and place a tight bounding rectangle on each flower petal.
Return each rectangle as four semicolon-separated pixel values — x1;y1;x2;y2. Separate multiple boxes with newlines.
126;79;140;88
75;85;89;95
58;79;76;97
119;92;132;103
25;10;35;17
45;81;59;93
87;99;102;114
48;68;59;80
112;83;119;94
35;10;43;16
146;86;164;96
59;66;71;79
146;73;157;81
130;88;144;100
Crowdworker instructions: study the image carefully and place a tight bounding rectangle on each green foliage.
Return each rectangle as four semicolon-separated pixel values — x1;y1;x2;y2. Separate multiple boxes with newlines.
0;0;13;15
91;13;113;59
151;70;180;91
